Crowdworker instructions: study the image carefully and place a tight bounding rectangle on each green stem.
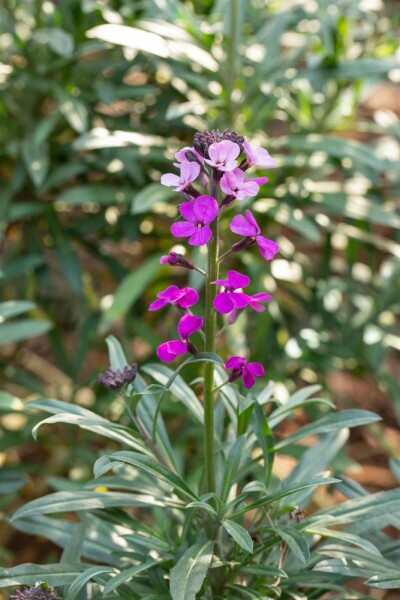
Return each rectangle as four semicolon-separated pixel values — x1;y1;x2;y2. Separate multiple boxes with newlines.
203;178;220;494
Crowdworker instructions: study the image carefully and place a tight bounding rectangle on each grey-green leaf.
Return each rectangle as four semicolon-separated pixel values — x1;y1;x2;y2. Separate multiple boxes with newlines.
275;527;310;564
169;542;214;600
223;520;253;553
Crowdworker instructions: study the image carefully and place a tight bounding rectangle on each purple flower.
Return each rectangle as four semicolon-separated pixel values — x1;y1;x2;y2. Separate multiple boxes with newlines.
157;314;203;362
243;138;276;168
230;210;279;260
225;356;265;389
175;146;204;165
212;270;250;314
160;252;195;270
149;285;199;311
170;195;219;246
204;140;240;172
161;161;200;191
220;168;267;200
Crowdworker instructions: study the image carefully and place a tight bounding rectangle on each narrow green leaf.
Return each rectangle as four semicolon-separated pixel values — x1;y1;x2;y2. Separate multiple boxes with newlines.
220;436;246;505
0;319;52;345
0;301;35;320
366;572;400;589
169;542;214;600
0;391;24;414
223;520;253;553
275;527;309;564
65;565;116;600
251;402;274;485
58;93;88;134
305;525;381;556
0;563;85;587
131;183;176;214
274;410;381;450
94;451;197;501
231;477;340;517
104;561;160;594
11;491;179;522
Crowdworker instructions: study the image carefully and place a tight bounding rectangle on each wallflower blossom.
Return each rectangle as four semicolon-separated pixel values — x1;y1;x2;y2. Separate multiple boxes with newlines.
170;195;219;246
225;356;265;389
230;209;279;260
212;270;250;314
220;168;267;200
157;314;203;362
148;285;198;311
161;161;200;192
246;292;273;312
9;587;61;600
204;140;240;172
243;138;276;168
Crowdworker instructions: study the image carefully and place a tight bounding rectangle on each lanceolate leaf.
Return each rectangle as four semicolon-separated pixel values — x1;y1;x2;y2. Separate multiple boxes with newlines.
169;542;214;600
220;435;246;505
0;563;85;587
11;491;182;522
65;565;116;600
275;527;310;564
104;560;162;594
94;451;198;501
274;410;380;450
223;520;253;553
366;572;400;589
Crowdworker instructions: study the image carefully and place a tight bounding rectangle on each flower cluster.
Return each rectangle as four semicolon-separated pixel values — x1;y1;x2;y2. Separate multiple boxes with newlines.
9;587;61;600
98;363;138;391
151;129;279;389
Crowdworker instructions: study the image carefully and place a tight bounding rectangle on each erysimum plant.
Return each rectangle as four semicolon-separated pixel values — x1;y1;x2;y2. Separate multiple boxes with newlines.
3;130;400;600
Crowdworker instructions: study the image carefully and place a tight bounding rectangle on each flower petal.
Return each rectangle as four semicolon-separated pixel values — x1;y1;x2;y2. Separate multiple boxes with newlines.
171;221;197;238
230;213;259;237
148;298;168;311
220;171;239;196
193;195;219;225
180;160;200;184
188;226;212;246
227;270;250;290
225;356;246;370
178;314;203;340
179;200;196;222
214;292;235;314
235;180;259;199
256;236;279;260
177;288;199;308
242;368;256;389
230;292;249;309
246;362;265;377
161;173;180;188
157;340;188;362
208;140;240;164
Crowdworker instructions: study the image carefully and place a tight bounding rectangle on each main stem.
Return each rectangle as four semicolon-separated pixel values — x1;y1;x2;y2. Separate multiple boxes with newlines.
203;178;219;494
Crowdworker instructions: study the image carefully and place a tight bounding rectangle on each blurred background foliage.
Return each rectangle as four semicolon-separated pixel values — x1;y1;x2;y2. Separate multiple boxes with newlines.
0;0;400;571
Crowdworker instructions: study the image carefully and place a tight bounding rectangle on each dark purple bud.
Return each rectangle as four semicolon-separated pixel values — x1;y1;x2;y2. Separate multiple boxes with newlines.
230;237;257;253
184;184;201;198
220;194;236;208
227;369;242;383
160;252;195;270
238;157;251;171
98;363;138;391
186;341;198;356
9;587;61;600
193;129;245;158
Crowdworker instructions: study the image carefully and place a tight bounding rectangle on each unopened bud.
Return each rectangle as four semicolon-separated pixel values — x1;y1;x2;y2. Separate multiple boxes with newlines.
160;252;195;270
230;237;256;253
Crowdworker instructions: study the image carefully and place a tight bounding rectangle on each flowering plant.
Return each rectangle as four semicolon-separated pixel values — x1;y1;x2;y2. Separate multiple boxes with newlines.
3;130;400;600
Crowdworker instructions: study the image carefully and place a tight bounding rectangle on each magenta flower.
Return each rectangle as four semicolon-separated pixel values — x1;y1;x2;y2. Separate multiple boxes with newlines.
243;138;276;168
149;285;199;311
230;209;279;260
157;314;203;362
225;356;265;389
212;270;250;314
161;161;200;191
175;146;204;165
204;140;240;172
220;168;267;200
170;195;219;246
